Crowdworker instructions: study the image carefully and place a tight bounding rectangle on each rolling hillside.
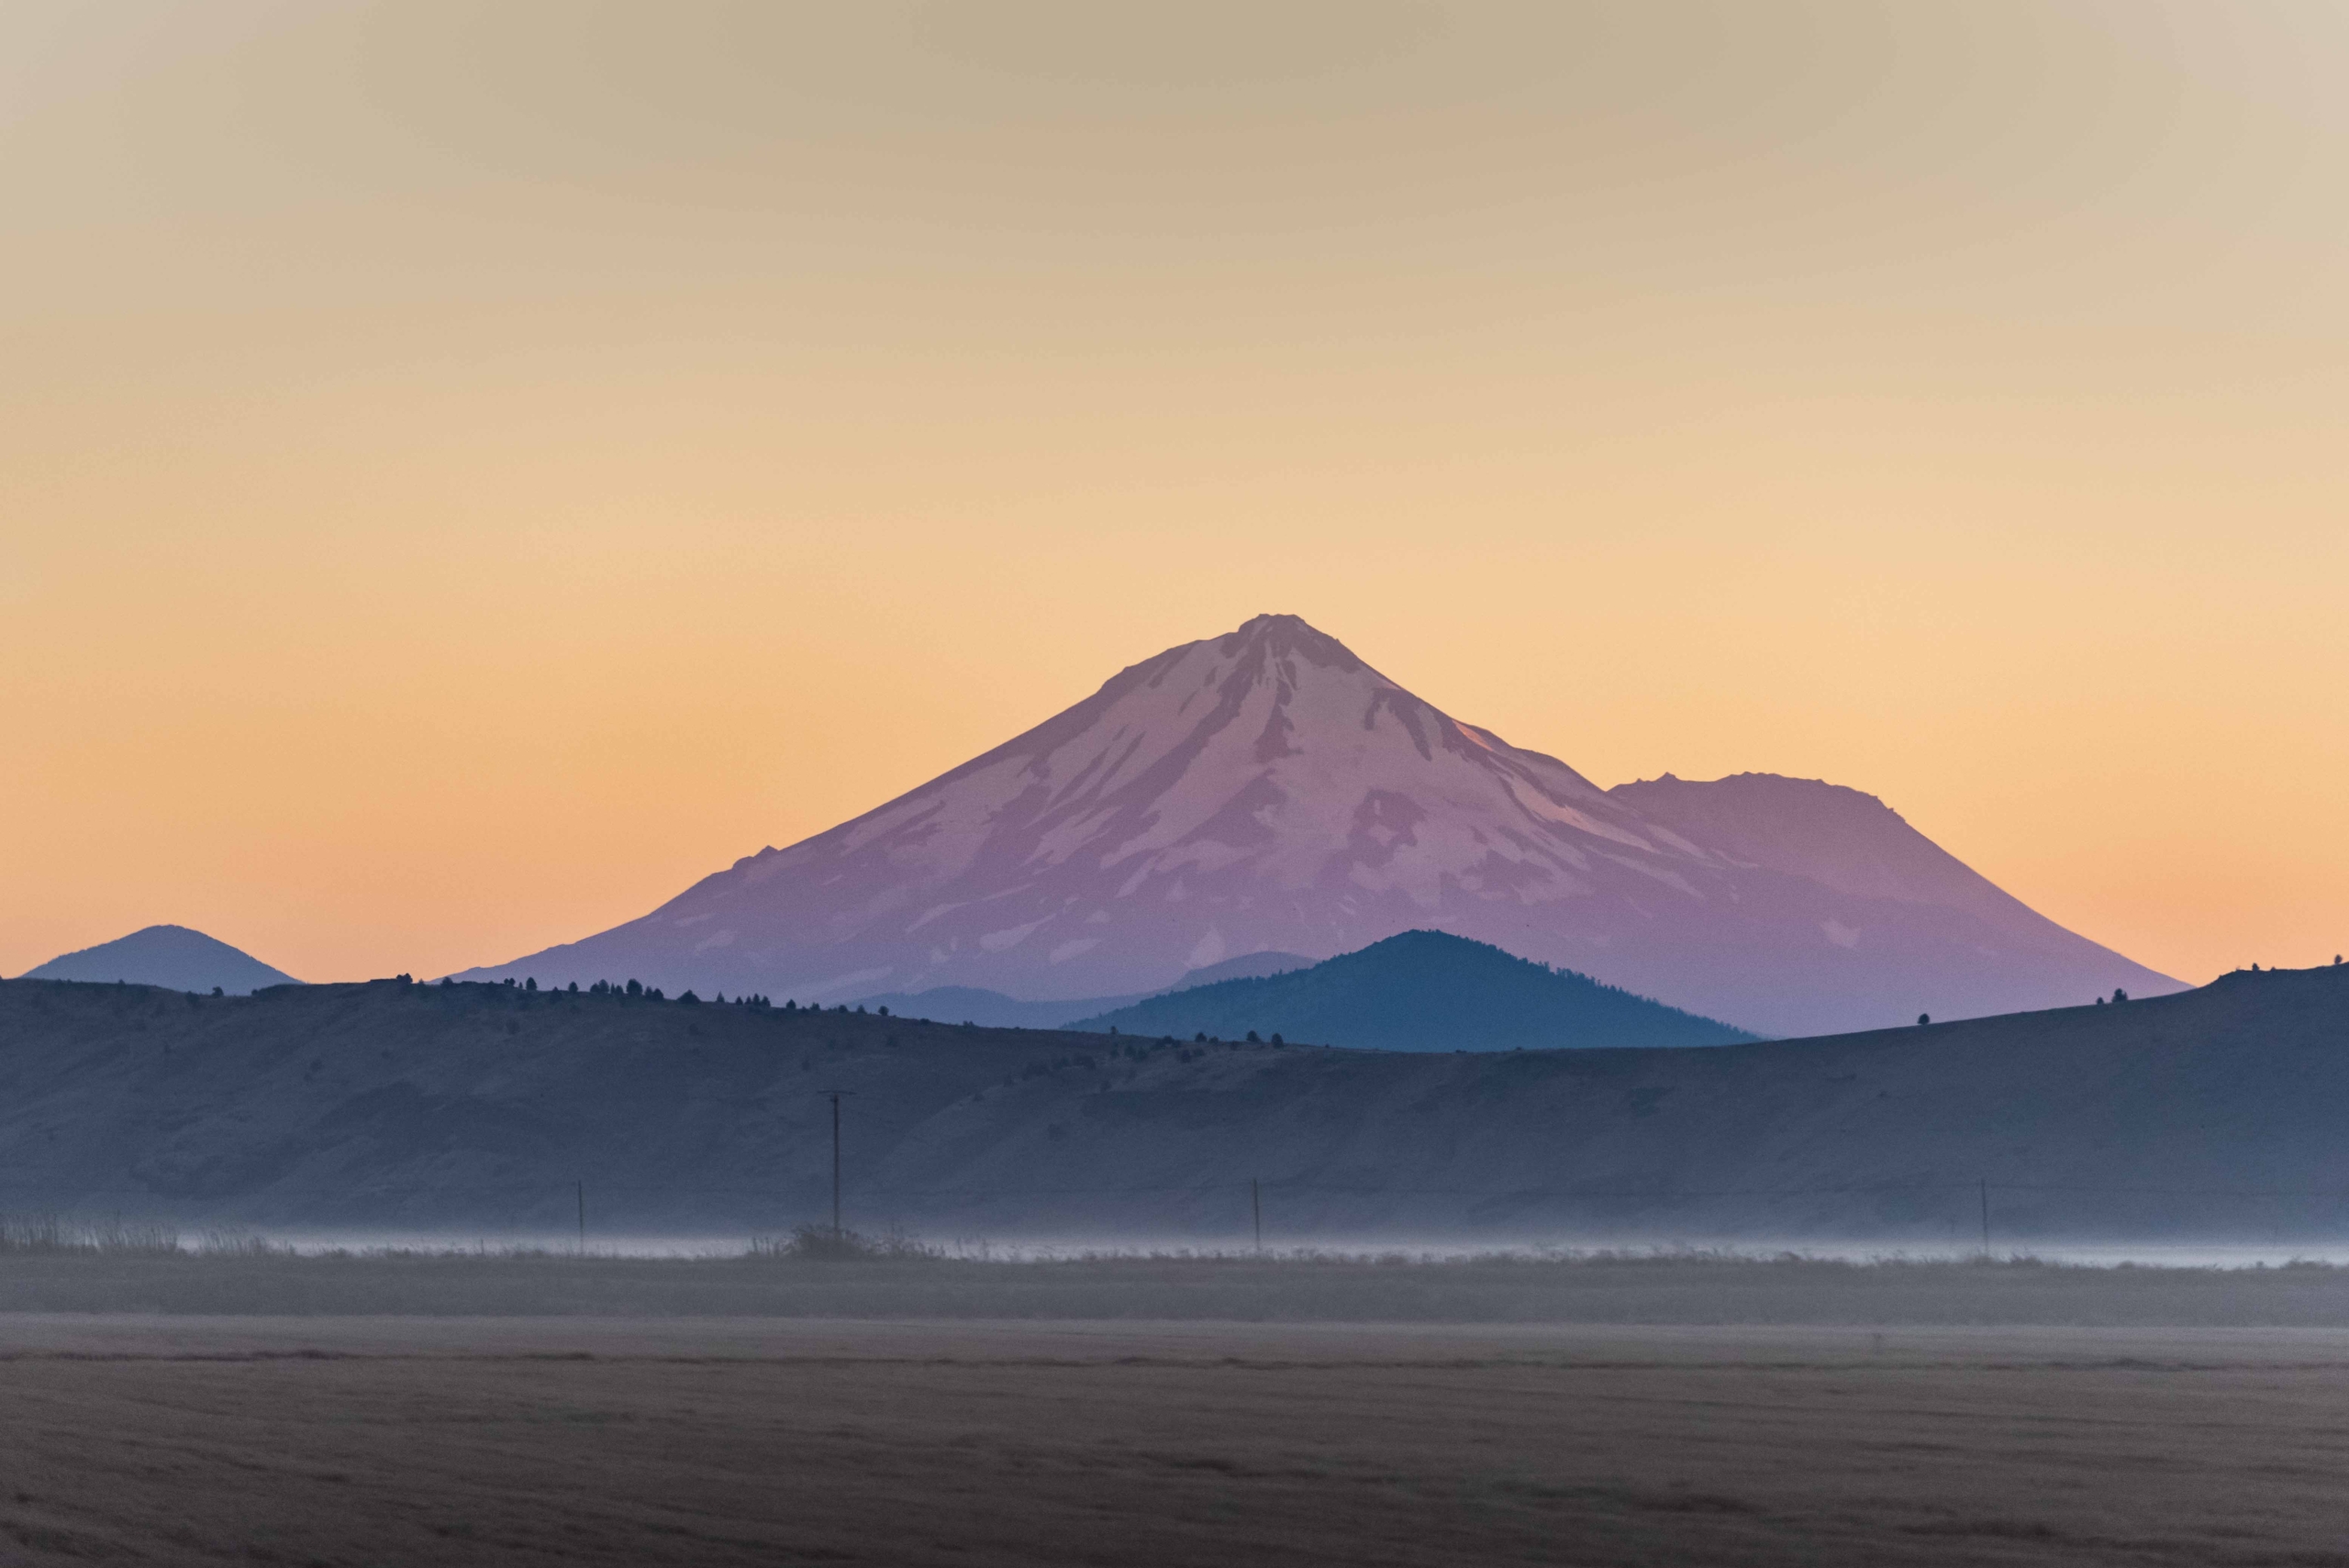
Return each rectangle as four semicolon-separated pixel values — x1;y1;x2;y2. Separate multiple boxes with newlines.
2;963;2344;1242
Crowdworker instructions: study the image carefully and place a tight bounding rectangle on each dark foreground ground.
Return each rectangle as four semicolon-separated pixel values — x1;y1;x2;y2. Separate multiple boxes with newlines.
6;1315;2349;1567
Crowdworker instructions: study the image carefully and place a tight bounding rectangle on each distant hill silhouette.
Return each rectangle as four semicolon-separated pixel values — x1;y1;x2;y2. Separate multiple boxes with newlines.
17;925;299;995
1067;930;1758;1051
861;950;1315;1029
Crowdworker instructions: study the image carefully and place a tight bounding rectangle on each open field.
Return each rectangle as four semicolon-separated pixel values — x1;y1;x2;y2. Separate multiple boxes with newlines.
6;1316;2349;1566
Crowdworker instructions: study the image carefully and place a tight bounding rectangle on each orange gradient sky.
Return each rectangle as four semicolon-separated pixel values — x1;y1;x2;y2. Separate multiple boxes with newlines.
5;2;2345;986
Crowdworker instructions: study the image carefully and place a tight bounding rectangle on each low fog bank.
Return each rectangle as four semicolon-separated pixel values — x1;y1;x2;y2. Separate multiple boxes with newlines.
12;1223;2349;1324
93;1227;2349;1273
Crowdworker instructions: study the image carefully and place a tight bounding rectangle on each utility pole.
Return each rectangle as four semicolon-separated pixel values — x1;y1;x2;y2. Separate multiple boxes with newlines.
1252;1178;1263;1253
1979;1178;1991;1257
818;1091;856;1239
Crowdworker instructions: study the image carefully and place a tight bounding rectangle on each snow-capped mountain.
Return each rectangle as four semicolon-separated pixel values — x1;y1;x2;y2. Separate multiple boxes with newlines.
462;615;2176;1036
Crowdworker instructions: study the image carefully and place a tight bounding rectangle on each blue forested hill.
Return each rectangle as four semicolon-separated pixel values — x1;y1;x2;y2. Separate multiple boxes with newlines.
1066;930;1760;1051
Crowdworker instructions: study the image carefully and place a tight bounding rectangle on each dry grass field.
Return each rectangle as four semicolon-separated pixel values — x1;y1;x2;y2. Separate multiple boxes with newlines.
6;1313;2349;1566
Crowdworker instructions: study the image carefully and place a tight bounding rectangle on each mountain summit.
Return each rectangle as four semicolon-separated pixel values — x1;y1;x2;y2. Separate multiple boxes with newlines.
464;615;2175;1035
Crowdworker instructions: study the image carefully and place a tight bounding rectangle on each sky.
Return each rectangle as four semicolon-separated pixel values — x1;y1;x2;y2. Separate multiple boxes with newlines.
4;1;2345;987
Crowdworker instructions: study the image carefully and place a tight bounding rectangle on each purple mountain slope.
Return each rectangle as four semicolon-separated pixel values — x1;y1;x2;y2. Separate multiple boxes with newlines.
459;615;2177;1036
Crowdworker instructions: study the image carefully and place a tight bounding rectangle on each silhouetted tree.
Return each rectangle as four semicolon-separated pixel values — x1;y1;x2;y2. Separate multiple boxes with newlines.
1271;1033;1284;1046
679;990;701;1004
1246;1029;1262;1043
525;977;537;992
1918;1013;1930;1026
2113;988;2129;1003
626;979;642;997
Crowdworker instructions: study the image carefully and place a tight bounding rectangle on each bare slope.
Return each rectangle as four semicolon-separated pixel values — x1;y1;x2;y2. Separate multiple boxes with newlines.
455;615;2175;1037
1;962;2343;1240
1066;930;1758;1051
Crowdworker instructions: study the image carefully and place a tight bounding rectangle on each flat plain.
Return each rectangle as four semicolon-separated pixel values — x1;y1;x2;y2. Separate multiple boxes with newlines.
7;1312;2349;1566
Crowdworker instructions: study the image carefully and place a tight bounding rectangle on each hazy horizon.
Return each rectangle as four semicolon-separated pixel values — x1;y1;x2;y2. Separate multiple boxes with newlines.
6;2;2346;986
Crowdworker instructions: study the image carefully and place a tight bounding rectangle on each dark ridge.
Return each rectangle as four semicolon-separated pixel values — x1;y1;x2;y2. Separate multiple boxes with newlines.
3;961;2347;1240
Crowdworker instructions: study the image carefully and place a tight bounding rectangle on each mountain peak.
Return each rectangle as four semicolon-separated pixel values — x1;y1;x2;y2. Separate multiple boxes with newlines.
467;620;2177;1036
1218;612;1363;669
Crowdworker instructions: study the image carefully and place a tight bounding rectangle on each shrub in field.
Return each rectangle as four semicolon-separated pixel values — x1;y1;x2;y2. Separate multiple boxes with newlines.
0;1213;181;1254
751;1224;943;1261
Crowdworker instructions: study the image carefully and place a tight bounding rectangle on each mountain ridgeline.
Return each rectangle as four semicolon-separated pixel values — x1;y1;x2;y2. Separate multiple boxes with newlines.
855;951;1317;1032
1063;931;1757;1051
